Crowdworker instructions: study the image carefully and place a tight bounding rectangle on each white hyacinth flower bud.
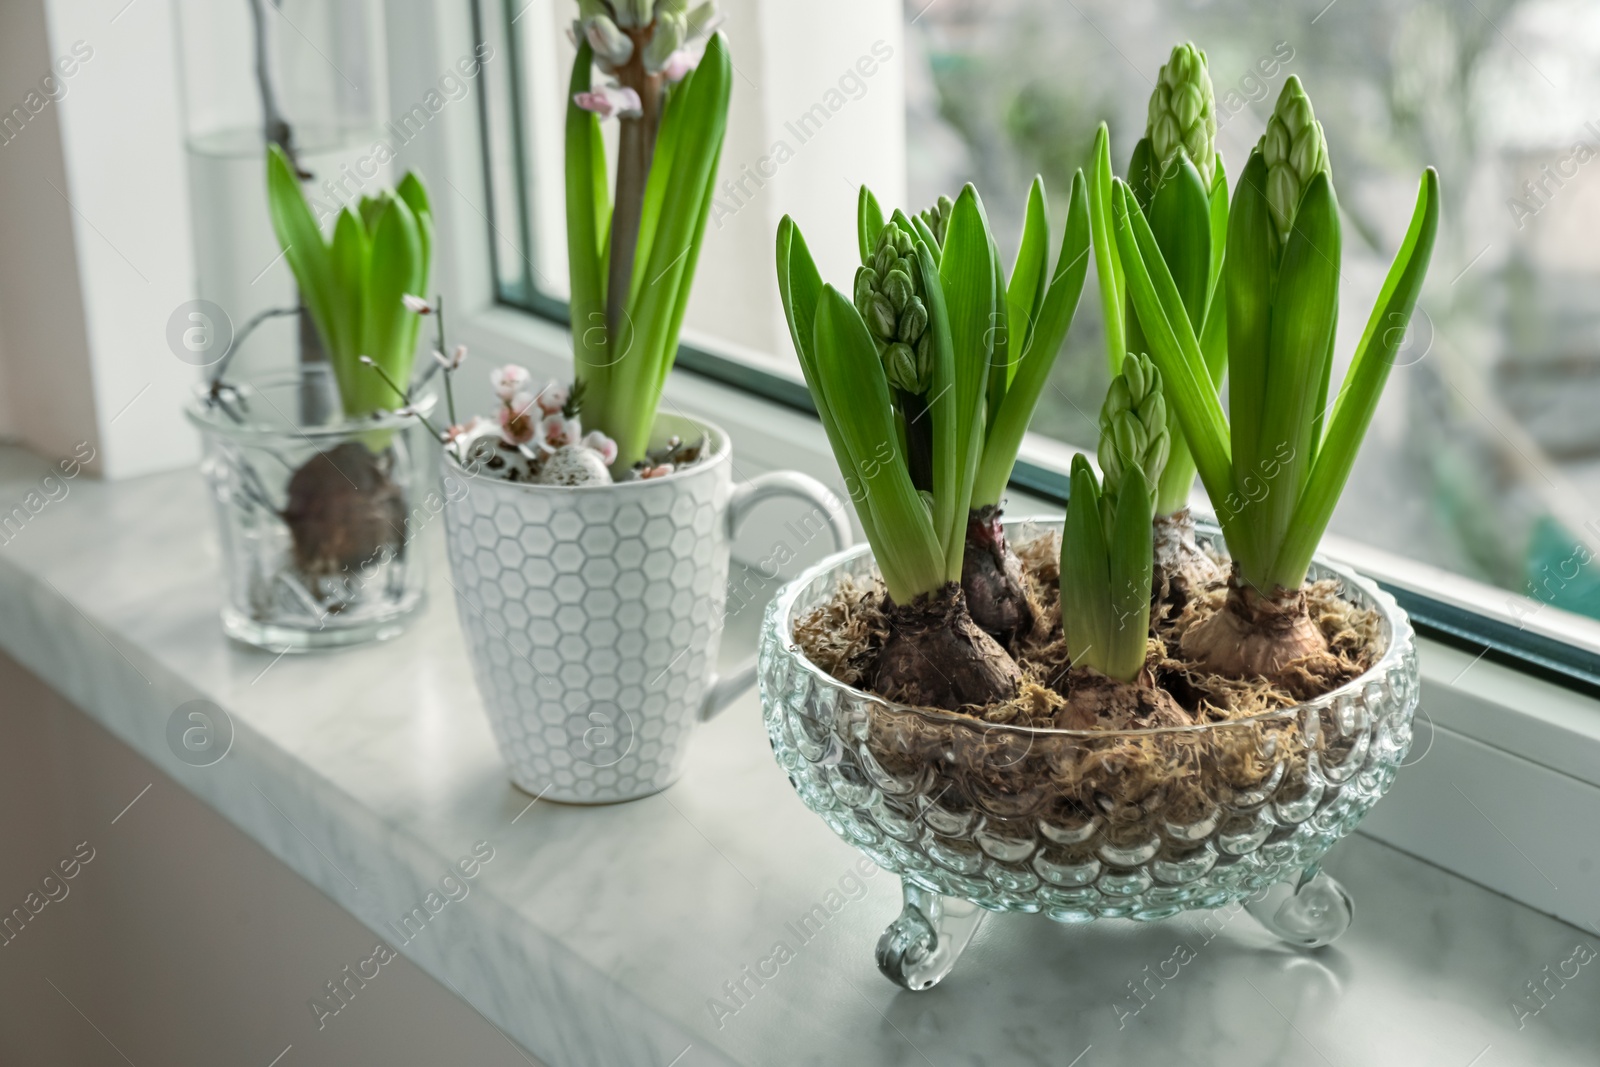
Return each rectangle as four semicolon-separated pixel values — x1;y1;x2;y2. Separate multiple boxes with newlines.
584;15;634;68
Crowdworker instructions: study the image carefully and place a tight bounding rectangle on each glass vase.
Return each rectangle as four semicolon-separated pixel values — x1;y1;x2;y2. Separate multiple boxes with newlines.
187;376;430;651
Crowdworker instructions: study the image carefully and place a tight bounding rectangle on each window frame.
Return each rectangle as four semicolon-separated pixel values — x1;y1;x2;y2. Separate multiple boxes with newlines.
466;0;1600;705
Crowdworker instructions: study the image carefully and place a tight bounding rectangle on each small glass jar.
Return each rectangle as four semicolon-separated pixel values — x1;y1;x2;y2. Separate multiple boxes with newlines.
187;375;431;651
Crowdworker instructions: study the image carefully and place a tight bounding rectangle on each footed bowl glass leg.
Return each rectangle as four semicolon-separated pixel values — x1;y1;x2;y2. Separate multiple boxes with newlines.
875;880;986;991
1244;866;1354;948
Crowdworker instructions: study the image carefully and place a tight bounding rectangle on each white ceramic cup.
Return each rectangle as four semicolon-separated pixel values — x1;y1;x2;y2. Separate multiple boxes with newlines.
442;413;851;802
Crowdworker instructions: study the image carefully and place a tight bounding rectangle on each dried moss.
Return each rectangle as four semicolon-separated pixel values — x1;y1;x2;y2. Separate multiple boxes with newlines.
789;529;1388;838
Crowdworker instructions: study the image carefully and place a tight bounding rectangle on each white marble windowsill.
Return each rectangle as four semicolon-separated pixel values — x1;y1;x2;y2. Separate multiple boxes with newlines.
0;442;1597;1067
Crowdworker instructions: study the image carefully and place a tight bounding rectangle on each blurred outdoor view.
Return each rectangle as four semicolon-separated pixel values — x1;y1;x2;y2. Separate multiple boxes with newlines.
905;0;1600;625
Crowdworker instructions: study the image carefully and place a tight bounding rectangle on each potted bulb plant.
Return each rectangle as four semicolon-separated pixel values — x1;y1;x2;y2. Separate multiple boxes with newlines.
775;175;1091;707
187;144;434;650
437;2;851;804
1115;75;1439;692
1058;354;1177;723
845;176;1092;649
757;66;1438;990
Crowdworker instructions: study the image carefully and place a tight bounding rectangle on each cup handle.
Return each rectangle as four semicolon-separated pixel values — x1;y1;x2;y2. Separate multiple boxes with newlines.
698;471;853;722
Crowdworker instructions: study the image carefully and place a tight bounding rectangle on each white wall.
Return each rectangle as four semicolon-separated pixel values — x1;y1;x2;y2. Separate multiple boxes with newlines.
0;0;101;469
0;0;198;480
46;0;200;479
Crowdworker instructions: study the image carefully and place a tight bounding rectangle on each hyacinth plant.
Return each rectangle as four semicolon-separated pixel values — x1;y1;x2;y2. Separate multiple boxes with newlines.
1087;43;1229;604
852;177;1091;645
776;179;1091;709
1064;354;1168;681
1113;75;1440;683
375;301;625;487
265;144;432;420
260;144;432;578
1058;353;1189;720
567;1;730;473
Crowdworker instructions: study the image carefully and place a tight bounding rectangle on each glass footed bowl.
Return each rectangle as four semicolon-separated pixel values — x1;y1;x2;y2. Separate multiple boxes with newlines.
757;519;1419;990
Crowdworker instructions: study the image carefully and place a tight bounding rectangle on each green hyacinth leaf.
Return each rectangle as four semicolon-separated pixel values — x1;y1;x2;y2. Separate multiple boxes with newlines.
1006;177;1051;373
362;194;424;412
813;284;944;601
264;145;337;362
1223;148;1277;559
1127;136;1155;214
986;249;1012;427
1249;169;1341;590
328;208;370;407
395;171;433;278
1111;179;1232;510
974;168;1092;507
611;31;730;465
858;185;885;265
1145;147;1212;334
1087;124;1126;377
1106;463;1154;683
1063;455;1112;676
938;184;999;570
566;39;611;403
915;237;961;575
630;62;691;304
1270;167;1440;589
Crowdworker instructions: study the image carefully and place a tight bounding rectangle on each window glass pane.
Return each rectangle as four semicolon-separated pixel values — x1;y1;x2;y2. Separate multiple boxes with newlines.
906;0;1600;633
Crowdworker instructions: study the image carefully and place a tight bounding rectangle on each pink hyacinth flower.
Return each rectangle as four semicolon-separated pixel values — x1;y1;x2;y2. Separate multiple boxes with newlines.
402;294;433;314
661;50;697;82
540;413;582;450
581;430;618;467
573;85;643;120
491;364;532;402
500;393;538;445
534;380;569;417
640;463;675;480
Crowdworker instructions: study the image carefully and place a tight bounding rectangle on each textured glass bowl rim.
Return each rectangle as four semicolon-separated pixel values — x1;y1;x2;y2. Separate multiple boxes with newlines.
438;410;732;493
767;517;1415;739
184;374;435;440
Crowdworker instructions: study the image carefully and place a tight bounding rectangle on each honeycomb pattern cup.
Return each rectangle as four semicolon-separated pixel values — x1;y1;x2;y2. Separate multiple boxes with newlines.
758;519;1420;989
444;413;852;804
